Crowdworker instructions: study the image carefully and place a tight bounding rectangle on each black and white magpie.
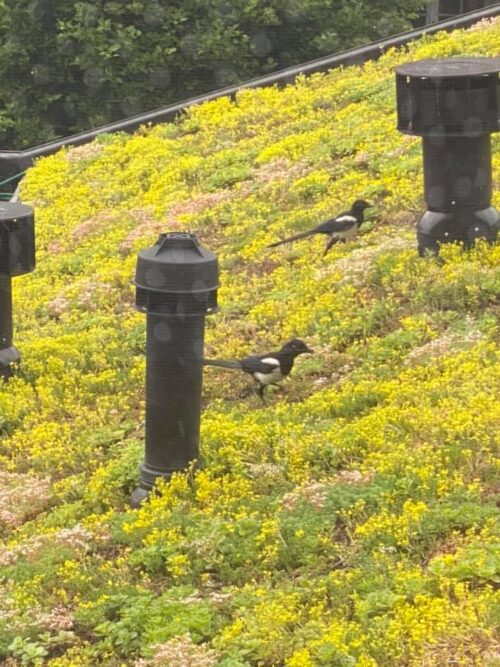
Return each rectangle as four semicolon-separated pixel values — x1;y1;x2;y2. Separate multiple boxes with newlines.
203;338;313;404
268;199;372;256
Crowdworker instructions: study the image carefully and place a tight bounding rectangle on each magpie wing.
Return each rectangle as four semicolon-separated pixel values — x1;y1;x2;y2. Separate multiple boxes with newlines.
240;355;280;375
314;214;357;234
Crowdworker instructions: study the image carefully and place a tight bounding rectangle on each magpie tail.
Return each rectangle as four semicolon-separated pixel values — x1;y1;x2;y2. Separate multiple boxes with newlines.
203;359;242;370
267;230;315;248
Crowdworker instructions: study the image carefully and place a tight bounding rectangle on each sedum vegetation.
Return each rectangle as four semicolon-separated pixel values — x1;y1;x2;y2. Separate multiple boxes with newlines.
0;18;499;667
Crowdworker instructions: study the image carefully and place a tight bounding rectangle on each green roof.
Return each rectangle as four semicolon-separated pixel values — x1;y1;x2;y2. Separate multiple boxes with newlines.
1;17;499;667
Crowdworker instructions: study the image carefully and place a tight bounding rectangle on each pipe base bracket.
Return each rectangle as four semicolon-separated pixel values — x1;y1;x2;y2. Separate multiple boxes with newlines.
0;345;21;373
130;486;152;508
417;206;500;257
130;460;196;507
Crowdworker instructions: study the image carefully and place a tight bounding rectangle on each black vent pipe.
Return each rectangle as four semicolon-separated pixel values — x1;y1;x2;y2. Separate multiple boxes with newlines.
0;202;35;375
395;57;500;254
130;232;218;507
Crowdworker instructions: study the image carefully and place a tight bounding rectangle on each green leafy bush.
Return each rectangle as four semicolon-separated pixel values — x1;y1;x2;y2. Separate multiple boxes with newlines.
0;0;427;147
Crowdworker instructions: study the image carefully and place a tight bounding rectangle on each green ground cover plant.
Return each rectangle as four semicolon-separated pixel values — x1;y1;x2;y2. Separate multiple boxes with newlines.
0;17;499;666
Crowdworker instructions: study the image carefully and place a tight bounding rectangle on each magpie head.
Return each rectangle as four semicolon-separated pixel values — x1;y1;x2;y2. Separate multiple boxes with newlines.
352;199;372;212
282;338;314;355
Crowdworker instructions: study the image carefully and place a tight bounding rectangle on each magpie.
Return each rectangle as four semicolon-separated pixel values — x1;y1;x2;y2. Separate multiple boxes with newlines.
203;338;313;405
268;199;372;256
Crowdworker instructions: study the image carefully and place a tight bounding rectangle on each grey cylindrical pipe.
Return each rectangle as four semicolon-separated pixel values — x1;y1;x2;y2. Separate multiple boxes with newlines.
0;275;13;349
422;134;492;211
130;232;218;507
0;202;35;373
0;275;17;375
143;313;205;473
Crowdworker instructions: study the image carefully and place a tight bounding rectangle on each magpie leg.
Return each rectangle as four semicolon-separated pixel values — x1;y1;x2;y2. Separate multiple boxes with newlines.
256;384;268;406
323;236;339;256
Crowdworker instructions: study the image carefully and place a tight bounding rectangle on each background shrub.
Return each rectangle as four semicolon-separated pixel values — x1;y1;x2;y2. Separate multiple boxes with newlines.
0;0;428;147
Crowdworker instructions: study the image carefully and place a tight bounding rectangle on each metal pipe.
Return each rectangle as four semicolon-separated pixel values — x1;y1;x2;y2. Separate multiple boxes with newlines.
422;135;492;211
143;313;205;475
0;275;18;375
0;202;35;373
395;56;500;254
130;232;218;507
0;273;13;347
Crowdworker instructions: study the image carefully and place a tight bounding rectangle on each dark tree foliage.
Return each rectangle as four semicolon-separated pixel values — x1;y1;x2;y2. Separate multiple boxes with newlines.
0;0;428;148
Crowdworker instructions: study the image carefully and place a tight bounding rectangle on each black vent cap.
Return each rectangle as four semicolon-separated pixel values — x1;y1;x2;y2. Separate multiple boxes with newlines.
134;232;219;295
0;202;35;277
395;57;500;136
